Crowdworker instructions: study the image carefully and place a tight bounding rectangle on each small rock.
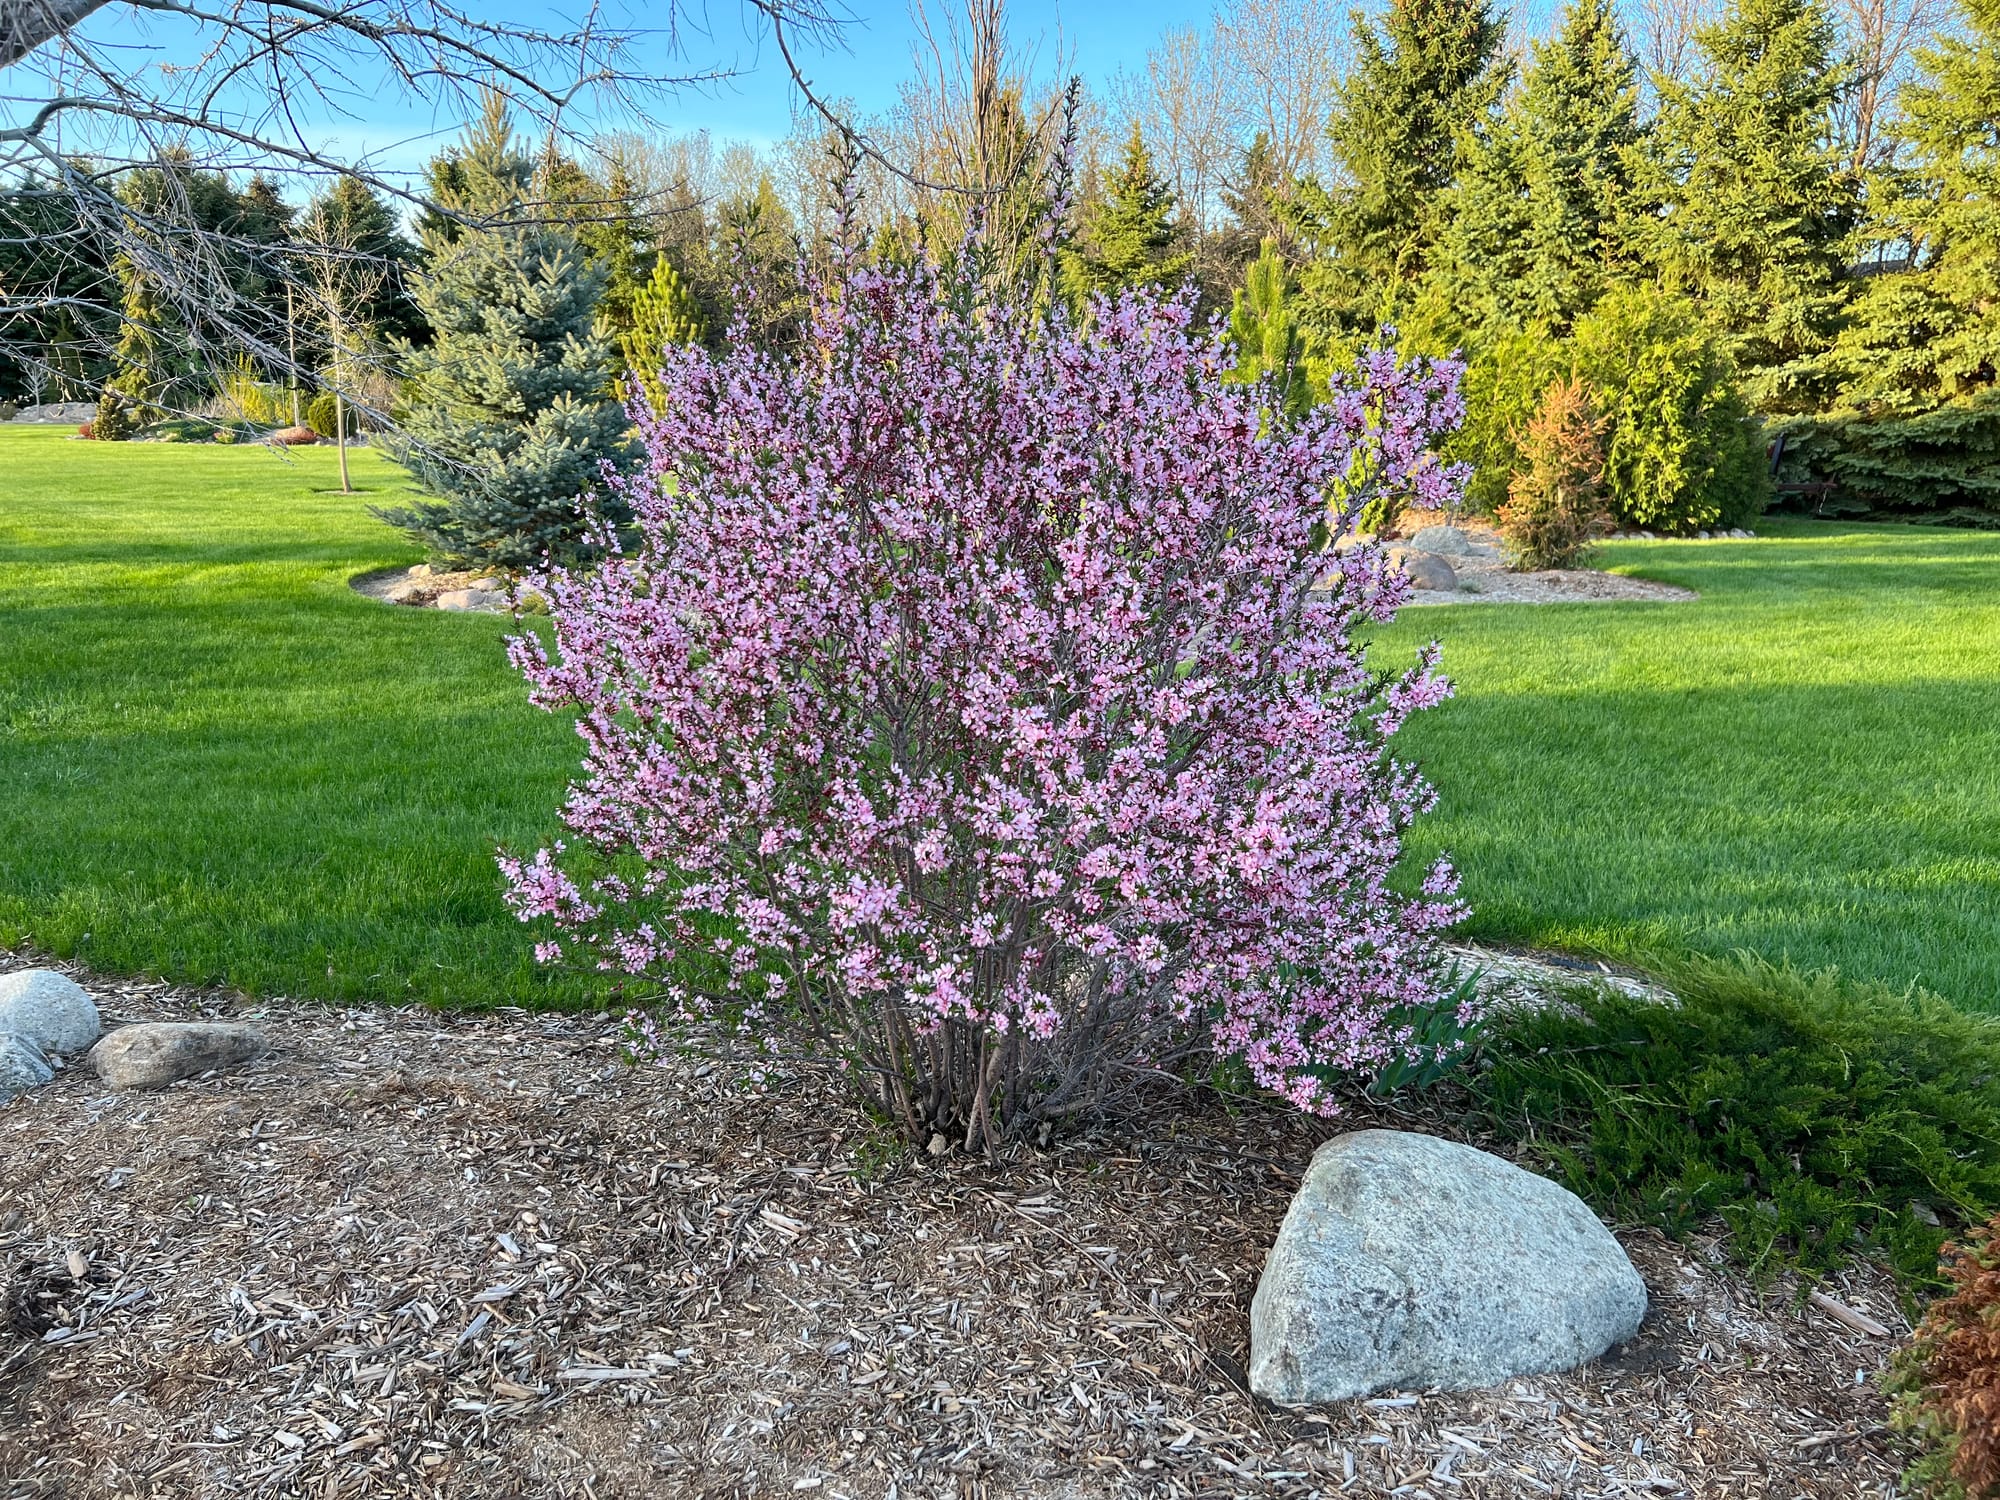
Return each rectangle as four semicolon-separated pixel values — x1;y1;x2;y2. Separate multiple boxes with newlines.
410;564;433;579
0;1033;54;1103
467;576;506;594
434;589;508;613
1404;525;1475;557
1250;1129;1646;1404
1639;530;1656;539
383;577;425;604
1697;529;1712;539
1390;549;1459;592
0;969;100;1055
88;1023;267;1089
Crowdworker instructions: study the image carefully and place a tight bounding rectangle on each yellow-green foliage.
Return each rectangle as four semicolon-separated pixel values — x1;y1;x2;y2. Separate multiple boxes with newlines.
618;255;704;414
215;359;290;427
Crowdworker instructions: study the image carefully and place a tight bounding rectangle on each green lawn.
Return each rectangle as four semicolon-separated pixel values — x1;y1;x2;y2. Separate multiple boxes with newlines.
2;424;1998;1011
0;426;599;1008
1378;518;2000;1010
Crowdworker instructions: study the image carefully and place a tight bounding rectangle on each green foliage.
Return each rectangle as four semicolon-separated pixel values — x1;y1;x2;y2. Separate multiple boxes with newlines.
1837;0;2000;414
89;390;137;442
1292;0;1509;336
1471;956;2000;1286
1436;0;1647;335
306;176;423;348
1420;292;1766;529
617;254;704;412
1065;125;1192;298
1220;132;1291;254
1497;377;1612;568
1225;240;1308;417
306;390;357;440
1772;393;2000;523
1570;288;1768;532
1441;326;1568;511
378;101;632;571
216;358;290;427
104;152;296;420
1644;0;1859;412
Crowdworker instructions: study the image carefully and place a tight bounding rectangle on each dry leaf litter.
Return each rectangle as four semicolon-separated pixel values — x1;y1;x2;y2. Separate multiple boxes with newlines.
0;951;1904;1499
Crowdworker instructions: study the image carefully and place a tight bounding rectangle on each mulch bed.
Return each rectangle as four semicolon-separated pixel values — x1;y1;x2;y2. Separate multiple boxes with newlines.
1;952;1904;1498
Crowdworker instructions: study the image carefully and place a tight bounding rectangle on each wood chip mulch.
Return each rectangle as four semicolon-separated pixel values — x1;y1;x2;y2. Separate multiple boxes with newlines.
0;954;1906;1499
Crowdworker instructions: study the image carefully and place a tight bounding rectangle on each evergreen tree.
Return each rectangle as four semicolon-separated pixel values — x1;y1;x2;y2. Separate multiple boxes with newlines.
1220;132;1292;256
1290;0;1509;336
101;152;288;417
1645;0;1860;411
1226;239;1309;417
618;253;705;412
1438;0;1647;334
713;173;803;349
1063;125;1192;298
310;175;422;347
1837;0;2000;410
377;103;631;570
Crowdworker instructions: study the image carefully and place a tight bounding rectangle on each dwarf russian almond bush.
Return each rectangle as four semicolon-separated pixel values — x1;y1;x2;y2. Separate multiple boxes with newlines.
502;246;1474;1148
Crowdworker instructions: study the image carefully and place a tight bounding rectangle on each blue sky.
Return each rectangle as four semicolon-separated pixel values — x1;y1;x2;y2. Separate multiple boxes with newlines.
39;0;1217;187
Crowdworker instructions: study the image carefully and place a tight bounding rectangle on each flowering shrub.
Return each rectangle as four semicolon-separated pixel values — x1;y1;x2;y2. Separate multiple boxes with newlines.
1892;1213;2000;1499
504;248;1472;1146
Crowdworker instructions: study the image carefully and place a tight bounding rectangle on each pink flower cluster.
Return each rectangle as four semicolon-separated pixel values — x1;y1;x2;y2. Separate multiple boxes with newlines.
502;255;1472;1132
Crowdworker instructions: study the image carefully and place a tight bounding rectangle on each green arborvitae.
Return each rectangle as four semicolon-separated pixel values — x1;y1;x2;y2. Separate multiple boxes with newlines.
618;254;705;412
1437;0;1646;335
1645;0;1860;412
1291;0;1509;339
1837;0;2000;411
376;101;631;571
1226;239;1309;417
1063;125;1192;299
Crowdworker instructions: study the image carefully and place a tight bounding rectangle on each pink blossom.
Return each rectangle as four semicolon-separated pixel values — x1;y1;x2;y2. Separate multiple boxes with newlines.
502;253;1471;1141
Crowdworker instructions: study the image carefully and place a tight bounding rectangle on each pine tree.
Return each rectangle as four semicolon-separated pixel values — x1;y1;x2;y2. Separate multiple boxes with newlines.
1226;239;1309;417
1063;125;1192;298
377;102;631;570
1837;0;2000;410
1645;0;1860;411
1291;0;1509;337
618;253;705;412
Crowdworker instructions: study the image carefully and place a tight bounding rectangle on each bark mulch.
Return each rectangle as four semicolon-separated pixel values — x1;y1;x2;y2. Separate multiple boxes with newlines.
0;955;1904;1499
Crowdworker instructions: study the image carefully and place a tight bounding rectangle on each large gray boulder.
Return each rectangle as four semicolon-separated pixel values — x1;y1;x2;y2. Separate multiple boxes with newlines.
1250;1130;1646;1404
89;1022;267;1089
1389;549;1459;593
0;1034;54;1103
1404;525;1476;557
0;969;101;1055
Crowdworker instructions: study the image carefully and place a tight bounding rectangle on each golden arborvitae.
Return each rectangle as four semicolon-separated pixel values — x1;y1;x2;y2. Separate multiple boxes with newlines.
1496;376;1612;570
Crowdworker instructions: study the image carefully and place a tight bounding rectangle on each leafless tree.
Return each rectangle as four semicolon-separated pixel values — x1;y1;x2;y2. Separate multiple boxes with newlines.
1832;0;1960;171
0;0;838;414
1212;0;1350;186
1631;0;1718;89
1111;26;1238;232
